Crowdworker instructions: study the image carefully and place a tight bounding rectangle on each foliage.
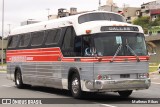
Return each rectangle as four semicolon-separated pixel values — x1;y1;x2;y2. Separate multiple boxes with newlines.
133;15;160;34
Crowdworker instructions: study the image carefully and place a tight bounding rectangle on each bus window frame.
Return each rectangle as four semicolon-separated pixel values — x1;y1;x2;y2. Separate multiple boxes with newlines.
44;28;62;46
7;35;20;49
61;26;78;57
31;31;45;47
78;12;126;24
18;33;31;48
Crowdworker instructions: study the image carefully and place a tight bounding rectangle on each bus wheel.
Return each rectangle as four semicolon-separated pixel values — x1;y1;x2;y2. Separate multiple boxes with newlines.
15;70;25;89
118;90;132;98
71;73;82;98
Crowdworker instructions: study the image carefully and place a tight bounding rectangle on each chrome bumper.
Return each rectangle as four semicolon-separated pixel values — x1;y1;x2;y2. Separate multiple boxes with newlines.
84;78;151;92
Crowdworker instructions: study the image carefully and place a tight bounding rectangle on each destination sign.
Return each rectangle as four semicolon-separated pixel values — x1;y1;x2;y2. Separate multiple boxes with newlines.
101;26;139;31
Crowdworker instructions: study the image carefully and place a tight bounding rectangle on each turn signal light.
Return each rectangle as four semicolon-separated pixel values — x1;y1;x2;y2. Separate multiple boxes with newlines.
97;75;102;80
86;30;91;34
97;75;112;80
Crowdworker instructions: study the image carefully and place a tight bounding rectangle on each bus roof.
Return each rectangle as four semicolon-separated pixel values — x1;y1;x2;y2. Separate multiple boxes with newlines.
10;11;143;36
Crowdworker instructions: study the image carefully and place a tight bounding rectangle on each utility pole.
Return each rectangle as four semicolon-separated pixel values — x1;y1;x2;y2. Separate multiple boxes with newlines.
1;0;4;67
8;24;11;34
98;0;101;10
123;3;126;11
46;8;50;20
99;0;101;7
111;4;112;12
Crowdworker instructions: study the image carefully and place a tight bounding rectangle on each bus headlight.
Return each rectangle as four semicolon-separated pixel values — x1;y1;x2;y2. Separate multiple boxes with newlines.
138;73;149;79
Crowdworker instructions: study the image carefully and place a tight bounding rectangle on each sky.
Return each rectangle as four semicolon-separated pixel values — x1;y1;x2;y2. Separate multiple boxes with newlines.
0;0;155;36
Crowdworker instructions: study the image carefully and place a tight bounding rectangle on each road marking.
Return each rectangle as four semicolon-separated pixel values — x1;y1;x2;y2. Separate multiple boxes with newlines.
151;82;160;85
1;85;13;87
101;104;117;107
93;102;117;107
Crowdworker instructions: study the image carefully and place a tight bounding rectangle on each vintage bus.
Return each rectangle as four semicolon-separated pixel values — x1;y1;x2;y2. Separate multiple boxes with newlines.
7;11;151;98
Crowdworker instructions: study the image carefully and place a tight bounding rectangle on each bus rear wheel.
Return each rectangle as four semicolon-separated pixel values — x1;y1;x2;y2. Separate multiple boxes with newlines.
118;90;132;98
15;69;25;89
70;73;82;98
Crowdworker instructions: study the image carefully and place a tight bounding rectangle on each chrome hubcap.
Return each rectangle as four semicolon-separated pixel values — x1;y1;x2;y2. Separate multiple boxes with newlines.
16;72;20;85
72;78;79;94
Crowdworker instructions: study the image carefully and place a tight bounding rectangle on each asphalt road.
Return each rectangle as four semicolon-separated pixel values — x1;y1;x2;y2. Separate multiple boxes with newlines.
0;72;160;107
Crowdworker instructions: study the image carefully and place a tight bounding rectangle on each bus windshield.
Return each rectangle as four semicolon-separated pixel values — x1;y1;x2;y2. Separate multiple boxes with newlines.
78;13;126;24
92;32;147;56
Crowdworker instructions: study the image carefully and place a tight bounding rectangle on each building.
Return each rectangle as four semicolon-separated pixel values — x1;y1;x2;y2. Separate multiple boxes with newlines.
99;0;119;12
48;14;58;20
49;8;78;20
21;19;40;26
70;7;77;15
120;0;160;23
141;0;160;20
150;9;160;21
57;8;70;18
99;0;141;23
123;7;141;23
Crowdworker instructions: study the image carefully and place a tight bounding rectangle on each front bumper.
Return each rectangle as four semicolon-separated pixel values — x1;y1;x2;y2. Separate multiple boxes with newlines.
83;78;151;92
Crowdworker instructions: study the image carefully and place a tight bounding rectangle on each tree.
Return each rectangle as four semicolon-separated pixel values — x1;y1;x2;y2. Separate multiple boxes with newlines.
133;15;160;34
133;16;151;34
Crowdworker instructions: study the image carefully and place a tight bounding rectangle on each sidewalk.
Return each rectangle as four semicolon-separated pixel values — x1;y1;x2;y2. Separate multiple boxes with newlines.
0;65;7;73
150;71;160;83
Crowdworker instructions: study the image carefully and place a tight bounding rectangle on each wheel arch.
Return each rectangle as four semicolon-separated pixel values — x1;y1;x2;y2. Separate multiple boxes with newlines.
68;67;80;90
14;66;21;81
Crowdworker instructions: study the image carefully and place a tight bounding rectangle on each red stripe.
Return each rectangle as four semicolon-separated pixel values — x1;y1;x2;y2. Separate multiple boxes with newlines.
6;47;149;62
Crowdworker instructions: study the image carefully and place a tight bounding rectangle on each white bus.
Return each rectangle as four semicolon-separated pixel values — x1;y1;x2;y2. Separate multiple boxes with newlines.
7;11;151;98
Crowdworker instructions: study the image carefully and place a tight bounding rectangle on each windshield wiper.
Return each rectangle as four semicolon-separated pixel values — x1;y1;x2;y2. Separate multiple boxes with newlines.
110;44;122;62
126;44;140;62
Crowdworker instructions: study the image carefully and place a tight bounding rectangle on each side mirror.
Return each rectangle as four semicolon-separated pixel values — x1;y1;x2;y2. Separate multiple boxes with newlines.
148;52;156;56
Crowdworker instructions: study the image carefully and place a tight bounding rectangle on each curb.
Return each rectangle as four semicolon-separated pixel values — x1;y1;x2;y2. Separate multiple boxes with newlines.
0;69;7;73
149;71;159;75
0;71;6;73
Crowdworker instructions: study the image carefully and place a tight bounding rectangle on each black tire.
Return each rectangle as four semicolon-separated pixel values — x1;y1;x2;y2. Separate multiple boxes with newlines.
15;69;25;89
118;90;132;98
70;73;83;98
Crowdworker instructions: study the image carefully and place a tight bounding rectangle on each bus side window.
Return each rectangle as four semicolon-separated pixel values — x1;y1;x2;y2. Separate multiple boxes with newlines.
31;31;44;46
8;35;19;49
62;26;76;57
18;33;31;47
45;29;61;45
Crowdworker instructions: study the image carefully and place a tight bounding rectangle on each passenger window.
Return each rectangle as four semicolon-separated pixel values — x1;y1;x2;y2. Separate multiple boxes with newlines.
62;27;76;57
31;31;44;46
45;29;61;45
19;33;31;47
8;35;19;48
62;27;73;49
